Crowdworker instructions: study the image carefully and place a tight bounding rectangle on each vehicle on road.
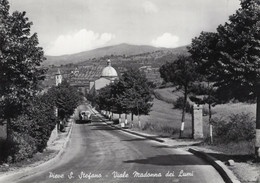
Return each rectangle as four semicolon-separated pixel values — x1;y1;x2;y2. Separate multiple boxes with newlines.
79;111;92;123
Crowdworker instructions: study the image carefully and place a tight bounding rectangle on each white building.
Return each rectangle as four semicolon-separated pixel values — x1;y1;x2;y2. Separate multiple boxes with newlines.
89;59;118;93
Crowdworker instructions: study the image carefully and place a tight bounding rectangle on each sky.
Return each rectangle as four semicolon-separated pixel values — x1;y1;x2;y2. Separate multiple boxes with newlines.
9;0;241;56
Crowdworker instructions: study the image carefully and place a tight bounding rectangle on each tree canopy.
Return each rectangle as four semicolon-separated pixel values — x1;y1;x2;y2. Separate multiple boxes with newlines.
188;0;260;102
50;80;82;120
117;68;153;115
0;0;45;119
95;68;153;117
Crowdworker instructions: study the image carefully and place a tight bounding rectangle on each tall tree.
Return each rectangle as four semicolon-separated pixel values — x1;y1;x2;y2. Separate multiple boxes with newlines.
53;80;82;121
0;0;45;139
188;32;220;143
160;55;198;137
117;68;153;126
188;0;260;158
95;84;115;113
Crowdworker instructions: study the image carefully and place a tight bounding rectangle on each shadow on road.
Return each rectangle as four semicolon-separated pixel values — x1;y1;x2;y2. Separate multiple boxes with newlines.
75;120;91;124
87;122;119;131
151;143;203;149
121;138;148;142
151;145;173;148
88;123;105;127
91;127;119;131
124;154;209;166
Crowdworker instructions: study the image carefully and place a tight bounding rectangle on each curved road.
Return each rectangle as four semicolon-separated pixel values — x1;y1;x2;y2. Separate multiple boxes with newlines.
14;106;224;183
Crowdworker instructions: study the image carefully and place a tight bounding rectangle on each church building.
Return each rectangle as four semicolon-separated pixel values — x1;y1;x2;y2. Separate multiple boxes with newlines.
89;59;119;94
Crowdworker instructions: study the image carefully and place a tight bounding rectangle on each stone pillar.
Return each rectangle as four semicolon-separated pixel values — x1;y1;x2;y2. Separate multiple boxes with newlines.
192;104;204;139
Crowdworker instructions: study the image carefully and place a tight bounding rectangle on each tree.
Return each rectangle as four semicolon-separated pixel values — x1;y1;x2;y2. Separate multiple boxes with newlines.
188;32;221;142
53;80;82;121
0;1;46;139
117;68;153;126
95;84;115;113
189;0;260;102
95;69;153;126
188;0;260;158
188;32;220;80
160;55;199;137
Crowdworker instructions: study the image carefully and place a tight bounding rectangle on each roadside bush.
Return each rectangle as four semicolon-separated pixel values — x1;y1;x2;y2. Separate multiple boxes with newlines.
2;92;58;163
27;95;57;152
1;132;37;163
11;94;57;153
10;132;36;163
142;122;154;131
212;112;255;143
159;125;179;135
173;97;193;113
1;81;80;163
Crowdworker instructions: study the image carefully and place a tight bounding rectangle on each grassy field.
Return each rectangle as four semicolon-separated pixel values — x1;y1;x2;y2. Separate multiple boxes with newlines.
111;89;193;138
209;102;256;120
153;87;181;103
153;87;256;155
111;87;256;154
134;97;192;138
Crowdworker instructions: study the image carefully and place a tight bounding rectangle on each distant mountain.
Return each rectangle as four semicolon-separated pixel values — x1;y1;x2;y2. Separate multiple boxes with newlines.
44;43;188;66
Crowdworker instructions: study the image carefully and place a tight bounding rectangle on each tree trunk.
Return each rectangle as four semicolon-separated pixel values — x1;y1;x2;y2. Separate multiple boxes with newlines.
209;103;213;144
208;81;213;144
180;87;187;138
131;113;134;128
119;113;121;123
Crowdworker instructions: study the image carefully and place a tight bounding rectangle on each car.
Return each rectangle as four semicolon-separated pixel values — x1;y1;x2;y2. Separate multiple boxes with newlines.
79;111;92;123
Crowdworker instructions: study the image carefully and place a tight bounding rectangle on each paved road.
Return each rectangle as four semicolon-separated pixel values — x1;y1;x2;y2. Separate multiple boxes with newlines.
14;106;224;183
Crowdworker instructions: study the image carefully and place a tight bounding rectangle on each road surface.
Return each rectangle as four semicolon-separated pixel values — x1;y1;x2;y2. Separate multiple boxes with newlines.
13;106;224;183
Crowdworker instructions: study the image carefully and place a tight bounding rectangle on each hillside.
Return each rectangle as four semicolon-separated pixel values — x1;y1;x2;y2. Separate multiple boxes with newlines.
44;43;188;66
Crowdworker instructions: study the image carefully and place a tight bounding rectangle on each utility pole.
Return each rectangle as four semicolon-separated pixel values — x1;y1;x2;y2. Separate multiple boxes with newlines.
256;81;260;161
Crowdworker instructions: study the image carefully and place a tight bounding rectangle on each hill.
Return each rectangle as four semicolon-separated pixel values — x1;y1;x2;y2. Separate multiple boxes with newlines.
44;43;188;66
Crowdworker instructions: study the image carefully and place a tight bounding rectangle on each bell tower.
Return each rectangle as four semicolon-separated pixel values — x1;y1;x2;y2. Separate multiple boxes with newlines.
55;69;62;86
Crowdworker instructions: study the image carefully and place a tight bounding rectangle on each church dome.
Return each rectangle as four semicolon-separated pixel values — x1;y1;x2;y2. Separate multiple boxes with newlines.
101;59;118;78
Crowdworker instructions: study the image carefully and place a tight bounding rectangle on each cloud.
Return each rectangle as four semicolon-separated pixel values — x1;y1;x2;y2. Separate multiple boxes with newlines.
151;33;179;48
142;1;158;13
47;29;115;56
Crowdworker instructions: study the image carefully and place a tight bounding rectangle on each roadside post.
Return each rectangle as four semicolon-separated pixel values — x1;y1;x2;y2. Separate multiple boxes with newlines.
192;104;204;139
125;113;128;125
